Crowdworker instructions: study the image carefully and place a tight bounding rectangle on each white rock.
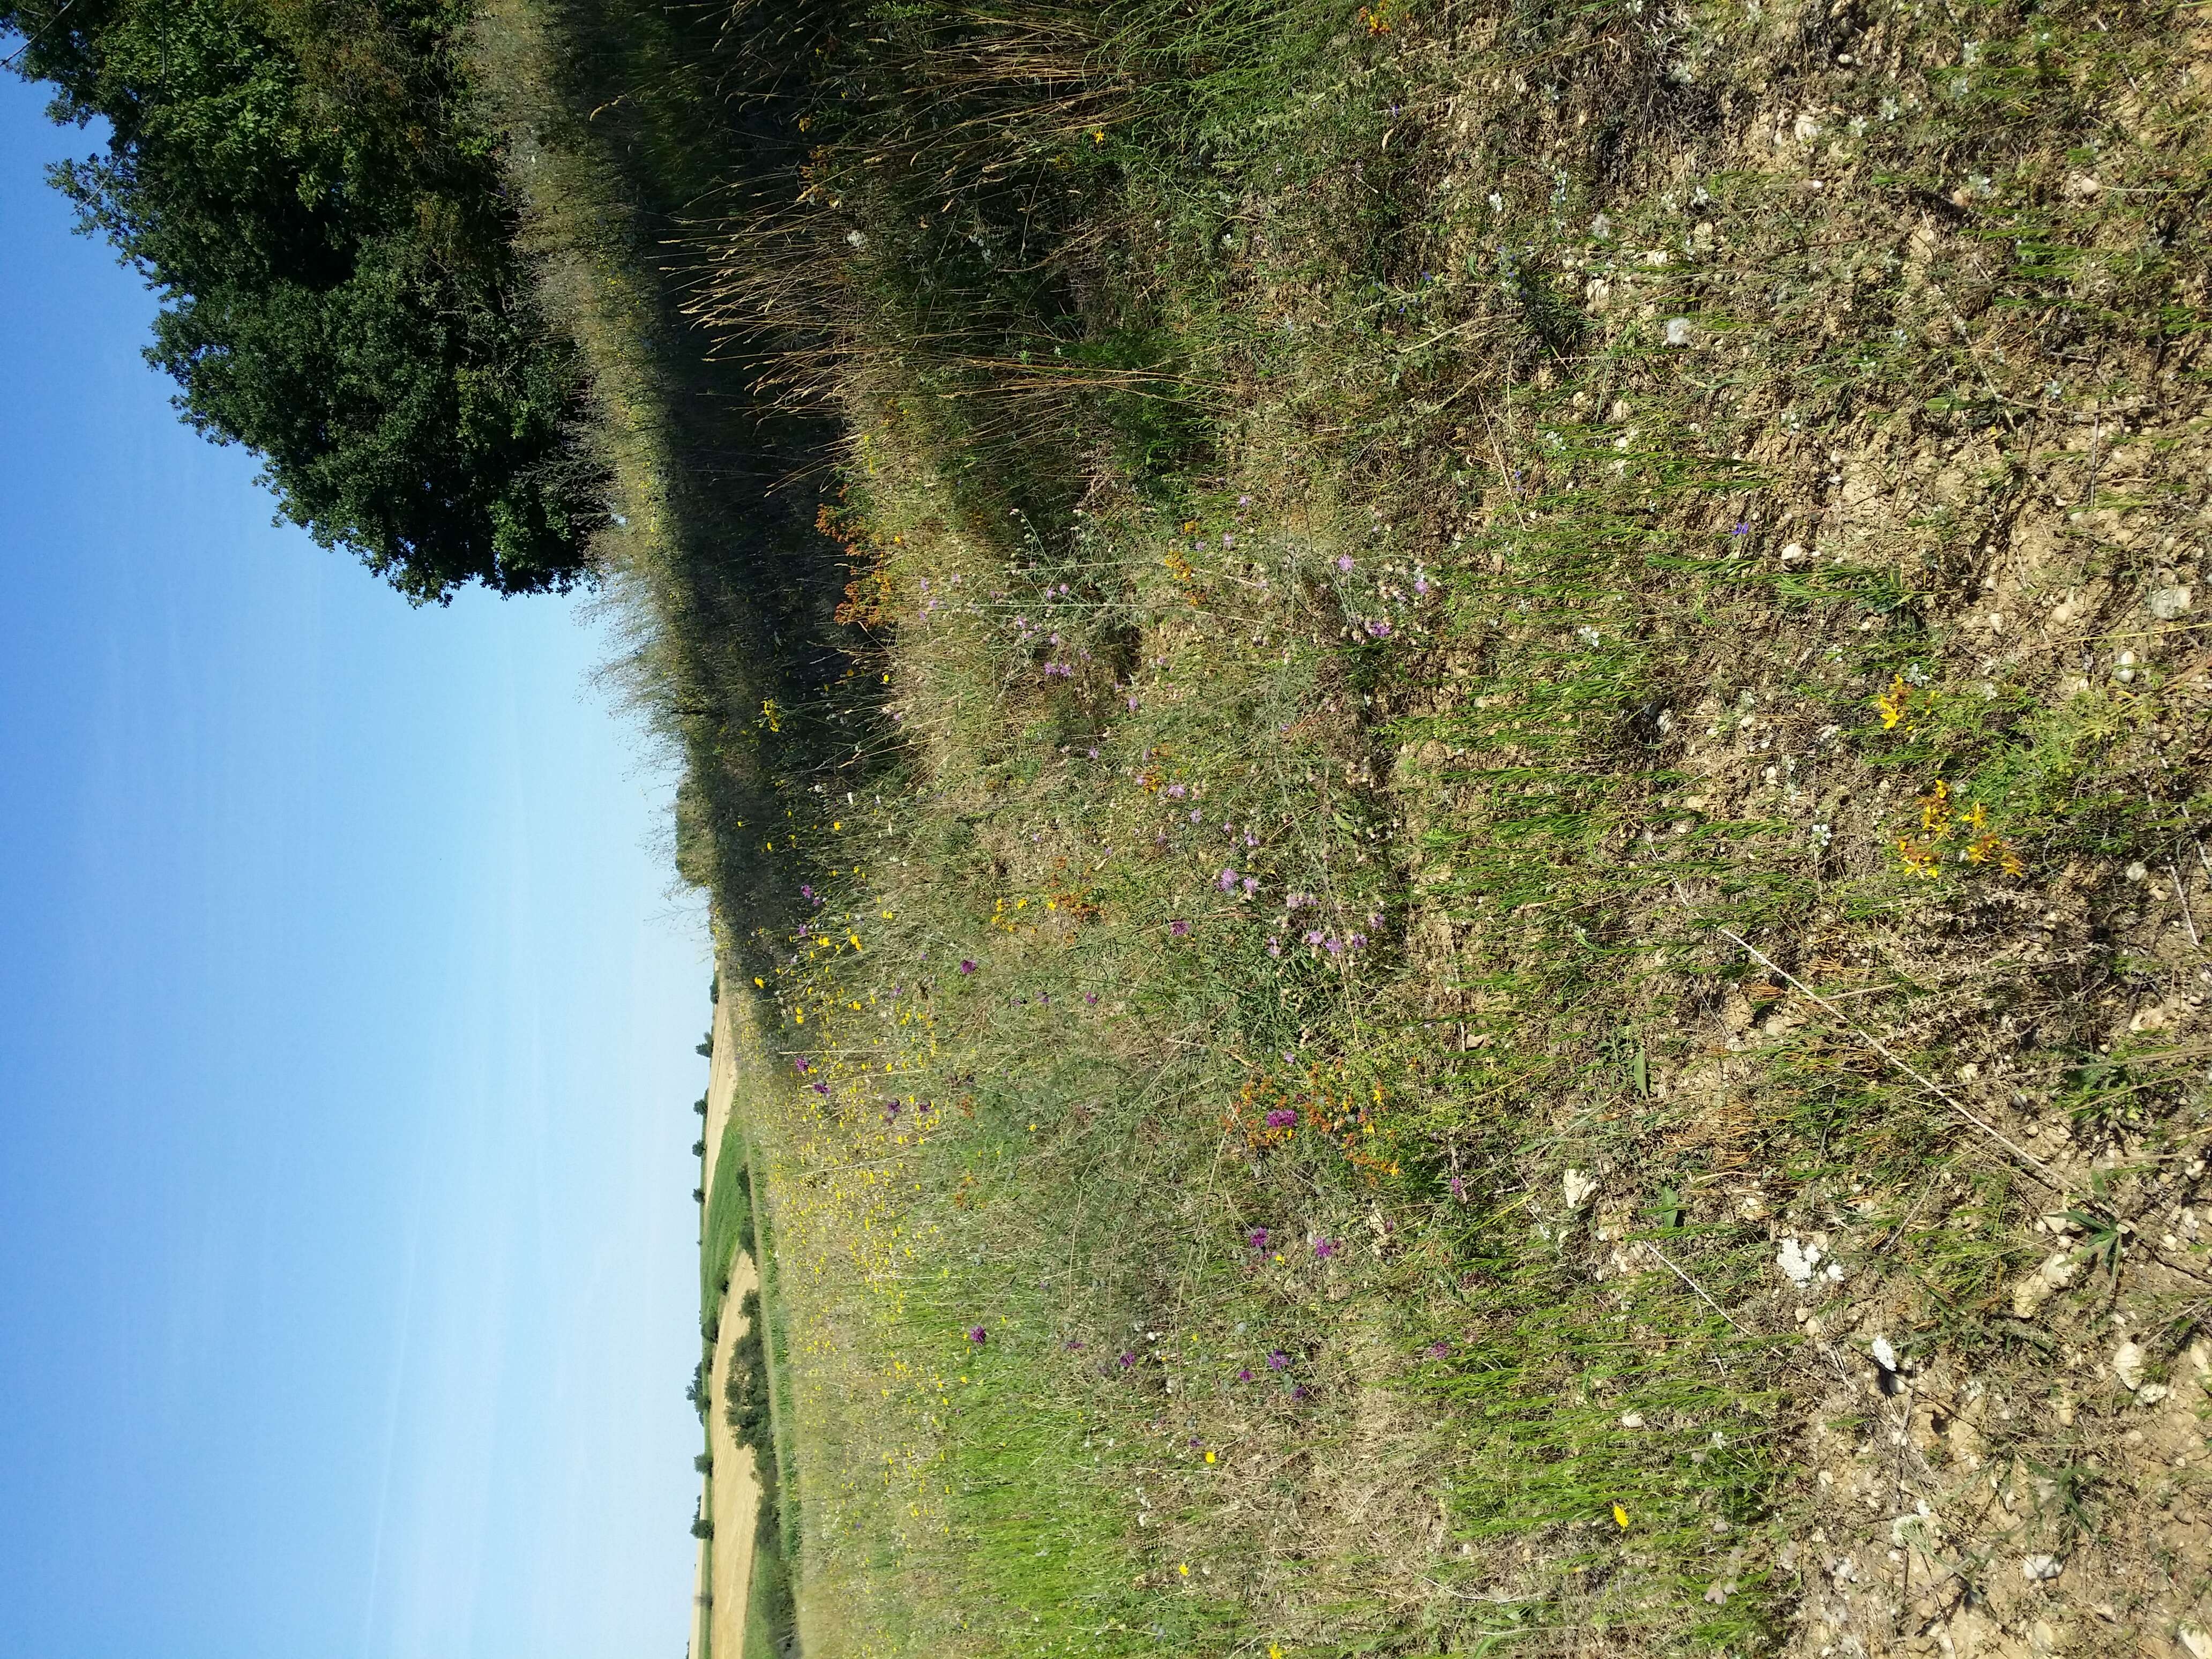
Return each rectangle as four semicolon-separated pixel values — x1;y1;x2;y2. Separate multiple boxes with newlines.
1871;1336;1897;1372
1663;316;1694;347
1778;1237;1822;1288
1619;1411;1646;1429
2137;1382;2170;1406
2113;1340;2147;1392
2178;1622;2212;1659
1563;1168;1598;1210
2021;1553;2062;1582
2012;1272;2056;1318
2150;585;2193;621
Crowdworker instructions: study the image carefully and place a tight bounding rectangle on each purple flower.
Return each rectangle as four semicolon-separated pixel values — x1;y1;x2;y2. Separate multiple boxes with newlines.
1348;933;1367;949
799;884;813;900
1127;695;1139;711
968;1326;988;1345
960;959;977;974
1426;1340;1452;1358
1083;991;1099;1005
1238;494;1252;507
1290;1384;1313;1403
1248;1228;1269;1250
1335;555;1355;573
1732;521;1750;536
1265;1109;1297;1130
1170;920;1191;937
1267;939;1281;957
1222;533;1236;548
1242;876;1259;896
1167;782;1186;798
1189;808;1202;823
1219;868;1239;892
1267;1350;1290;1370
1118;1350;1137;1369
1324;937;1344;956
1447;1174;1467;1202
1237;1366;1254;1382
811;1081;829;1095
1303;930;1322;946
1313;1236;1338;1259
1365;619;1393;639
1414;576;1430;595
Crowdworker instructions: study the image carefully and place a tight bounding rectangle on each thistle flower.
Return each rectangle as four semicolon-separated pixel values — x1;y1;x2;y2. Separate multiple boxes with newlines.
968;1326;988;1345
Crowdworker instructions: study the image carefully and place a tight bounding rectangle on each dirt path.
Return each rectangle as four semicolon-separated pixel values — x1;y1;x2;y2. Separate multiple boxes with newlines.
706;1247;764;1658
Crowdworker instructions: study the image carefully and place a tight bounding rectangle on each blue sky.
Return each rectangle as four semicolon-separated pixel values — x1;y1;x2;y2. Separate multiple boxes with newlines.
0;77;705;1659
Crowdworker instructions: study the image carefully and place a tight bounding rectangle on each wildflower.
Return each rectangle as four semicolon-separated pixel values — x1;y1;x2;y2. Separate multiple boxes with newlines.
1083;991;1099;1005
1237;1367;1254;1382
1364;619;1393;638
1265;1109;1297;1130
1119;1350;1137;1368
1875;674;1908;730
1612;1504;1630;1529
1447;1174;1467;1202
1335;555;1355;573
1190;809;1202;823
1248;1228;1269;1250
968;1326;988;1345
1290;1384;1313;1402
1427;1340;1451;1357
1205;1449;1217;1464
1267;939;1282;958
1242;876;1259;896
1313;1236;1338;1259
1178;1563;1190;1577
1732;521;1750;536
1219;868;1240;892
1170;920;1190;937
1267;1350;1290;1370
1167;783;1186;798
960;959;977;974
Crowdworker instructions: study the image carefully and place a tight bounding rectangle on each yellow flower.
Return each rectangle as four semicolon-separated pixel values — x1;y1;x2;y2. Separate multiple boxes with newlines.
1612;1504;1630;1529
1874;674;1907;730
1204;1449;1216;1463
1177;1563;1190;1576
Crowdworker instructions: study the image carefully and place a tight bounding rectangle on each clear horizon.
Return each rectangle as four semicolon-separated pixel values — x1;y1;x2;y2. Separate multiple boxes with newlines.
0;76;705;1659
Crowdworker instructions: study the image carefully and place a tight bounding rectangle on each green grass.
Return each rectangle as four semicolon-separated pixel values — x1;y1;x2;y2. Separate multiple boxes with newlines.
495;0;2212;1651
701;1115;753;1336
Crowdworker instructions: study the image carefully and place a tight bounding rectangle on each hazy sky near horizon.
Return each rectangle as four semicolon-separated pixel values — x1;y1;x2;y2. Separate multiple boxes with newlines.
0;77;706;1659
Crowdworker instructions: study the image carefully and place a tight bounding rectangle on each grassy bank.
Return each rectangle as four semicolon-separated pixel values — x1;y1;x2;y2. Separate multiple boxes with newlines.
492;0;2212;1653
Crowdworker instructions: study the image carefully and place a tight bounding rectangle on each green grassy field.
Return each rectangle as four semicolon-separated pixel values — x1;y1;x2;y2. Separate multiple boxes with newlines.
492;0;2212;1651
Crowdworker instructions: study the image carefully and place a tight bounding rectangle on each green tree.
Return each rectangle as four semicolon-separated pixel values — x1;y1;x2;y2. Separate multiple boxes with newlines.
4;0;605;601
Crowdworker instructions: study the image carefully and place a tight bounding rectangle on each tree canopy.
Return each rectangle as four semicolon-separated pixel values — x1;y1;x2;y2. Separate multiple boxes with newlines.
4;0;604;601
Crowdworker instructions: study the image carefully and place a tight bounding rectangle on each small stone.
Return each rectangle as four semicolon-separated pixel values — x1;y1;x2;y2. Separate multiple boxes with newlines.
2178;1622;2212;1659
2137;1382;2170;1406
1563;1168;1598;1210
1619;1410;1646;1429
2021;1553;2062;1582
2150;585;2193;621
2114;1340;2147;1391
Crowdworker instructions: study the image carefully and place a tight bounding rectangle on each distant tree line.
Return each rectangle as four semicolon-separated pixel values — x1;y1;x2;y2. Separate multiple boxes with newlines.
3;0;606;602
